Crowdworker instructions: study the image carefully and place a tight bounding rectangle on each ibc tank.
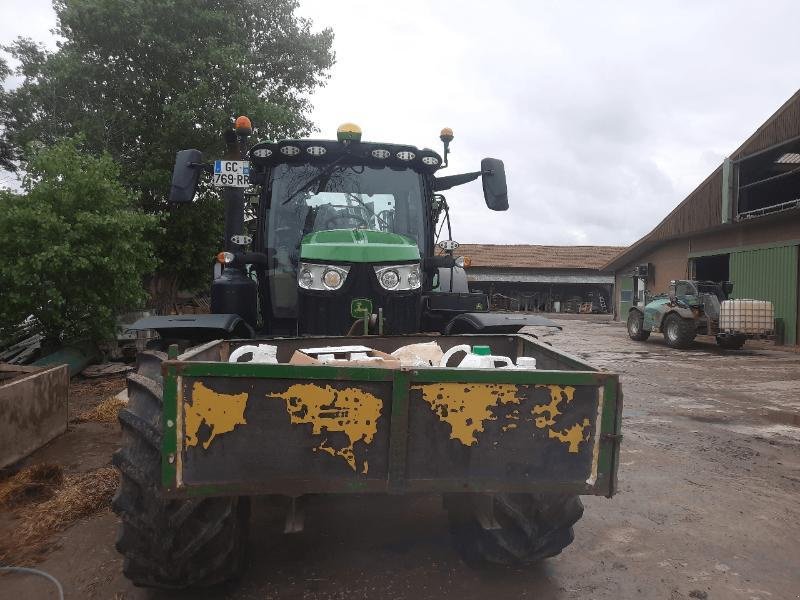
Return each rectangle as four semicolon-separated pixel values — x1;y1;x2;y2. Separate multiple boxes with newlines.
719;299;774;334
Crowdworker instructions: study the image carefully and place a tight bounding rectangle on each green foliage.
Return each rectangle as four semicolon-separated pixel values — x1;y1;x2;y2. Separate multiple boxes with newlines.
0;138;158;345
3;0;334;291
0;57;14;172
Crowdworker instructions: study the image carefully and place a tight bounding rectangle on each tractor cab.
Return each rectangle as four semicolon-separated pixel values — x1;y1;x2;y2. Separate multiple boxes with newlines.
252;127;439;335
136;120;560;343
667;279;733;322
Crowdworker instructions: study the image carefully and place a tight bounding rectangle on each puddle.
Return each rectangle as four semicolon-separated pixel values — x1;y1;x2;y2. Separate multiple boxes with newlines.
684;414;731;424
726;423;800;441
760;410;800;427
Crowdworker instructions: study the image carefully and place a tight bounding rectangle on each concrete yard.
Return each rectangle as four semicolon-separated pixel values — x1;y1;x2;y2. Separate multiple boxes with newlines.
2;317;799;599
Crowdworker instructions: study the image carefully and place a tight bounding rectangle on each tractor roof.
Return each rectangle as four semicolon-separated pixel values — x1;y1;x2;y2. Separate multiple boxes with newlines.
248;139;444;174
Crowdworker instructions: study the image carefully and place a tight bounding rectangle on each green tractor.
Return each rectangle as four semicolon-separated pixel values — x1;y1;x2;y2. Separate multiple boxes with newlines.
626;279;752;349
116;119;622;588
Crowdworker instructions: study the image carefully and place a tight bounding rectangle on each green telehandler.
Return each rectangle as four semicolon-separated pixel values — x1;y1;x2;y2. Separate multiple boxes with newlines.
626;279;774;350
117;119;622;588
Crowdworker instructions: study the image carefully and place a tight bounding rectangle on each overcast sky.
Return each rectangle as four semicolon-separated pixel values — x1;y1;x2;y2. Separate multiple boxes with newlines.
3;1;799;246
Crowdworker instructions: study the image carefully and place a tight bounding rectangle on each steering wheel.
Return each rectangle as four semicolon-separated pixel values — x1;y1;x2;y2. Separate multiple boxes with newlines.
324;213;369;229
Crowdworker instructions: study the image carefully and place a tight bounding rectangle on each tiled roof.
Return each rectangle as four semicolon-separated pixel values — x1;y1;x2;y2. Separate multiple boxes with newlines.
456;244;627;270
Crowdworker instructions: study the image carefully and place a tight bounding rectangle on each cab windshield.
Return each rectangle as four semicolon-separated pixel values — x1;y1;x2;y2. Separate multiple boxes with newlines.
267;163;426;317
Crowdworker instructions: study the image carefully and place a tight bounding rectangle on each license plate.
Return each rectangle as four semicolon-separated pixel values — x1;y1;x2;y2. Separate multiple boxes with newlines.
212;160;250;187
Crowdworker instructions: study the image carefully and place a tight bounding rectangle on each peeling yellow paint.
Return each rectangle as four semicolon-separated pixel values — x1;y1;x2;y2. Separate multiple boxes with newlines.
268;384;381;472
548;418;591;453
532;384;575;428
532;385;590;453
411;383;523;445
185;382;248;449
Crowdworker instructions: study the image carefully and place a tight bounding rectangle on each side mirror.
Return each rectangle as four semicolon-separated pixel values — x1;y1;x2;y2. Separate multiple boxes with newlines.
481;158;508;211
169;149;203;203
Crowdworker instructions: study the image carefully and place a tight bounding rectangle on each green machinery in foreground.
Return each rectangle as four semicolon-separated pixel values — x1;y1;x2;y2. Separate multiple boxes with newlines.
116;121;622;588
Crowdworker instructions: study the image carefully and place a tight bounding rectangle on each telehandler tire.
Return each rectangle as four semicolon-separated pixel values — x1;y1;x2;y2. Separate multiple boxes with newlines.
445;493;584;565
663;313;696;349
112;350;250;589
626;310;650;341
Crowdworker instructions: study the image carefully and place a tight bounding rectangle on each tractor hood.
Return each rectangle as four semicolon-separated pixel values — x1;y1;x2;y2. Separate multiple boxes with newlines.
300;229;421;264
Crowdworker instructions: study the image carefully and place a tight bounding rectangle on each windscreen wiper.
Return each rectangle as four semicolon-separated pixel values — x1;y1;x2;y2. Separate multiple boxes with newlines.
281;155;348;205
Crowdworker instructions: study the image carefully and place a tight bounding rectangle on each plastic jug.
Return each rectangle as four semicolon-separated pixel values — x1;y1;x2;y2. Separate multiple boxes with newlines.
438;345;513;369
228;344;278;363
507;356;537;370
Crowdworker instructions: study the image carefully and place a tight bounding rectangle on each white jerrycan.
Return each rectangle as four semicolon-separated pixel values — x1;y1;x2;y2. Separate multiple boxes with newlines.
439;344;513;369
228;344;278;363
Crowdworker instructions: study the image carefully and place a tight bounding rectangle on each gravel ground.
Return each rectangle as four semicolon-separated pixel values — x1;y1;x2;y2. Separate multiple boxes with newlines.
2;317;799;600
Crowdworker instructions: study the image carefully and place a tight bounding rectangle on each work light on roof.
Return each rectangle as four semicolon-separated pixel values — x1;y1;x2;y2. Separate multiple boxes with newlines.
371;149;390;159
396;151;415;161
337;122;362;142
280;145;300;156
306;146;326;156
422;156;439;166
253;148;272;158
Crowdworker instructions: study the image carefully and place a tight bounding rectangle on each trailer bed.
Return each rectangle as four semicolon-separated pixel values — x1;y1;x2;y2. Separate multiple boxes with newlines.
160;334;622;498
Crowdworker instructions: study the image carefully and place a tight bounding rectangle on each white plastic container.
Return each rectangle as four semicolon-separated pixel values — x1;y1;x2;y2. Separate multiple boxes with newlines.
228;344;278;363
439;345;513;369
719;299;774;334
510;357;537;370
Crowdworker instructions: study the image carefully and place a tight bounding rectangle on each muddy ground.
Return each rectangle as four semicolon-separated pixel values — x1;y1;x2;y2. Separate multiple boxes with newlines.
2;318;799;599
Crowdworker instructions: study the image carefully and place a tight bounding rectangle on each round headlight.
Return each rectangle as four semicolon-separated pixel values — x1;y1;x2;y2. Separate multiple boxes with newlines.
379;269;400;290
322;268;343;290
407;270;421;289
299;269;313;288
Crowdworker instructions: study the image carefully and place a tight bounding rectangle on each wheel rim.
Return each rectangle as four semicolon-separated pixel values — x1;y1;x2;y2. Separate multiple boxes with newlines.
630;318;639;334
666;320;679;342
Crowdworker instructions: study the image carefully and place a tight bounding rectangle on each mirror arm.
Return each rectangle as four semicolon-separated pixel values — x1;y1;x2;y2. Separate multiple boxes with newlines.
189;162;213;173
432;170;481;191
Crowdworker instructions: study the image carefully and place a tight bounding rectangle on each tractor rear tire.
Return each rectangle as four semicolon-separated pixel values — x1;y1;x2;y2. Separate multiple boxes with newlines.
444;493;584;565
626;310;650;341
717;334;746;350
663;313;696;349
112;350;250;589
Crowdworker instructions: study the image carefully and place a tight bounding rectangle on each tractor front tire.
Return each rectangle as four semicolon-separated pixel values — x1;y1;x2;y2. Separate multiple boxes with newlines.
626;310;650;341
112;350;250;589
663;313;696;349
445;493;584;565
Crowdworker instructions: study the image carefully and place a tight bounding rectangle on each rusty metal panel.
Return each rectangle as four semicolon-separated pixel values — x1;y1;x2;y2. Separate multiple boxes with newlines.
405;378;606;489
165;342;620;498
0;364;69;468
176;373;394;495
730;244;799;344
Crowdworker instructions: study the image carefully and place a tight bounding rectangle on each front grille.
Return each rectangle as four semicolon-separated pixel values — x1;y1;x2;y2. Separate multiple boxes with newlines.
298;263;421;336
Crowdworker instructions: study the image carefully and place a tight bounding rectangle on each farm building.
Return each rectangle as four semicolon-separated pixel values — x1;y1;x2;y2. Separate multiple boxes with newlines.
604;89;800;345
459;244;624;314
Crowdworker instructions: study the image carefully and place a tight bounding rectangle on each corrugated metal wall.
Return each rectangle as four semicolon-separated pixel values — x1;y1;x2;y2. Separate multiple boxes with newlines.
729;245;799;345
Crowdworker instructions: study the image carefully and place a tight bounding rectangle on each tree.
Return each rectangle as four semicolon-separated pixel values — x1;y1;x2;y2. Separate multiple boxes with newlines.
0;57;14;172
2;0;334;297
0;138;158;346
